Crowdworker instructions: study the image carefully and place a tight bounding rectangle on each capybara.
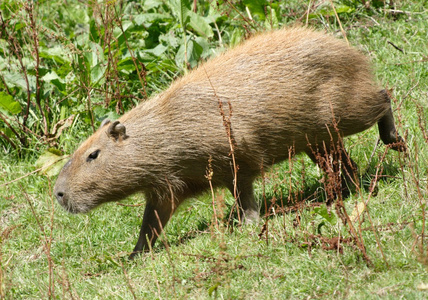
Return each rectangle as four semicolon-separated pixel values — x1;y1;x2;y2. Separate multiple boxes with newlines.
54;27;405;258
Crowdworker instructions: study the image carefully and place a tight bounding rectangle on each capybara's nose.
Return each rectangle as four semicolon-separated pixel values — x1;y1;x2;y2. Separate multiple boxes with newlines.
55;190;66;205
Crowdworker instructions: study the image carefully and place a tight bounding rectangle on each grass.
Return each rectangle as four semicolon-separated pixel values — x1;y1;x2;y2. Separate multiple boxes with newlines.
1;0;428;299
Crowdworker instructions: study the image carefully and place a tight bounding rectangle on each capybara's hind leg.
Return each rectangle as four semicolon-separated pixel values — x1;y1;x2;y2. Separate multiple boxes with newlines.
378;90;406;151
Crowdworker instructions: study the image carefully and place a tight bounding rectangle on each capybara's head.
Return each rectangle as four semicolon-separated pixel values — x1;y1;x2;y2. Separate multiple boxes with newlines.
54;120;137;213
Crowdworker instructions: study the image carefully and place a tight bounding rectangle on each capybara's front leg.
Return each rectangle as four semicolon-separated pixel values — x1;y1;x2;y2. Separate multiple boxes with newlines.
129;198;175;259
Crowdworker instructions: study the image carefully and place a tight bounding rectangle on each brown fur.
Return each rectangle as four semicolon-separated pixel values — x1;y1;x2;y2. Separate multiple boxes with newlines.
54;27;404;258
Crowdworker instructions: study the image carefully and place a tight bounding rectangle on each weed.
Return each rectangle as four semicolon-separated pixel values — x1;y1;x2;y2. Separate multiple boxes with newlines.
1;0;427;299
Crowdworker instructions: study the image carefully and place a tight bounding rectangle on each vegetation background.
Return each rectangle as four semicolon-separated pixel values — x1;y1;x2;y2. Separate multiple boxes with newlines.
1;0;427;298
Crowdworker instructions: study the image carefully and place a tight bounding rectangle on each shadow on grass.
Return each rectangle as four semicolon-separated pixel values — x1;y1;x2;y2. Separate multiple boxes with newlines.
262;158;403;215
156;159;404;253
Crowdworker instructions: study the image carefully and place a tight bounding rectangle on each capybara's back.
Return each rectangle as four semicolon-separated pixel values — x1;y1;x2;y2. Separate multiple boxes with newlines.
54;27;404;258
152;28;390;164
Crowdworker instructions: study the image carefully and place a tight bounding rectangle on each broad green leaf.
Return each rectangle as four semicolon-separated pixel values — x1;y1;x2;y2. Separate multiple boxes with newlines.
60;105;68;121
229;28;244;48
35;150;68;177
195;36;212;59
0;127;13;139
175;39;203;68
117;57;136;73
167;0;191;28
243;0;268;21
91;64;106;84
133;13;171;26
85;42;106;83
89;42;104;68
349;202;366;223
335;5;355;14
142;0;163;11
159;31;180;48
187;40;203;68
94;106;120;123
40;46;70;64
205;2;223;24
42;71;66;93
0;92;21;114
3;73;32;90
89;19;100;43
175;44;187;68
52;78;66;93
14;22;26;31
264;6;279;30
189;12;214;38
309;4;355;19
0;38;7;52
42;72;61;82
144;44;168;57
313;205;337;225
27;67;49;78
115;20;134;47
66;6;89;24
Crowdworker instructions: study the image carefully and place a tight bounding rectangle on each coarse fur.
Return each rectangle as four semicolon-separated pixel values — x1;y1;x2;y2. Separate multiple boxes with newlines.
54;27;404;258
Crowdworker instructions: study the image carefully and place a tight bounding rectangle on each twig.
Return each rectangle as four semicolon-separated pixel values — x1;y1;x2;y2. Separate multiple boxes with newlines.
25;1;48;137
387;41;404;53
329;0;349;45
0;110;27;141
8;27;31;140
0;129;17;150
86;87;95;131
205;156;219;230
305;0;313;26
202;66;240;224
225;0;257;33
116;202;144;207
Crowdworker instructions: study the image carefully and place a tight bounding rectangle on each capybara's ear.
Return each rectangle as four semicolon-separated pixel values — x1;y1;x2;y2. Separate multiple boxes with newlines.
107;120;127;141
100;118;111;128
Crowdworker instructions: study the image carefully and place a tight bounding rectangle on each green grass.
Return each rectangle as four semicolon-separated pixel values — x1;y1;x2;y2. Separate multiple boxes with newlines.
1;0;428;299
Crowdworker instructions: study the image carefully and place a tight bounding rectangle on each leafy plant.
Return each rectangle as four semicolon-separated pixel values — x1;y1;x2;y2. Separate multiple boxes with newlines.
0;0;261;154
1;0;428;299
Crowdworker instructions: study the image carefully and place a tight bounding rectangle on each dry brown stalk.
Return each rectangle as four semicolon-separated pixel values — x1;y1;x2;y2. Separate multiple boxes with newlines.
205;156;219;230
202;66;241;224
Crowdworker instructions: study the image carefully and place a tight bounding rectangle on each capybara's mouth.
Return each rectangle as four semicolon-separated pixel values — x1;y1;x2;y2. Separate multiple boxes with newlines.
55;191;91;214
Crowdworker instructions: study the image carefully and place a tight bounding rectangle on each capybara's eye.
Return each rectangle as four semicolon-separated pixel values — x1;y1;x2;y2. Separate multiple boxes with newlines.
87;150;100;162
